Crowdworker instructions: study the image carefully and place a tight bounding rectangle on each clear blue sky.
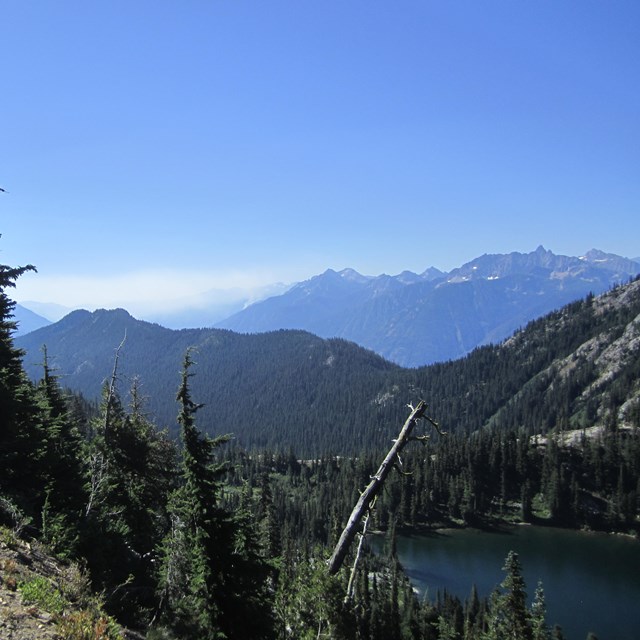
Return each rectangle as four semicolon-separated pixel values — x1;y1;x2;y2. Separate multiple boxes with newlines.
2;1;639;316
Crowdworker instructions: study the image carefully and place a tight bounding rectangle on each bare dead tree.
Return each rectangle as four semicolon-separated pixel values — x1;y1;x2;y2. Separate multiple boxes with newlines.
103;331;127;437
328;400;443;576
85;333;127;518
344;497;375;602
85;450;108;517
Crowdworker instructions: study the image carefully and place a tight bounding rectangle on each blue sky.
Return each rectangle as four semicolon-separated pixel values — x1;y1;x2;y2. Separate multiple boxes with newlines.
2;1;639;318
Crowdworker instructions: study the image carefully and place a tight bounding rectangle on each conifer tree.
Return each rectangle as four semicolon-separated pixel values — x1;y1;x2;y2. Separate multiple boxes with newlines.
158;349;274;639
35;345;86;555
500;551;532;639
485;551;533;640
80;358;176;624
530;581;550;640
0;256;40;521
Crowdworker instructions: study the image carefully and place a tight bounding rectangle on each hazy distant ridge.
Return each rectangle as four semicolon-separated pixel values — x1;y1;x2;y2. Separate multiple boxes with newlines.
216;246;640;367
14;304;51;336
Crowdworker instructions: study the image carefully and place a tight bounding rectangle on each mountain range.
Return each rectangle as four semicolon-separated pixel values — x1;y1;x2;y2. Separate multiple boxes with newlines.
16;275;640;455
216;246;640;366
15;246;640;367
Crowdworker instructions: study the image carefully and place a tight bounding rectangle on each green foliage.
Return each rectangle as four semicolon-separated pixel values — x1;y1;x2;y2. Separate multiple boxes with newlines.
19;575;67;614
0;493;33;535
0;524;18;547
494;551;531;639
33;345;87;555
41;494;78;559
273;554;349;639
157;351;275;639
78;375;178;625
0;260;45;516
531;581;550;640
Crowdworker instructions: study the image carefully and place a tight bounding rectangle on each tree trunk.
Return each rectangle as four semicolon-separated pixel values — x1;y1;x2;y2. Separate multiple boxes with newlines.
327;400;429;575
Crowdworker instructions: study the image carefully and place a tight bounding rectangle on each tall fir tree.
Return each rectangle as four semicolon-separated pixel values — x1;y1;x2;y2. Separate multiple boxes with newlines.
35;345;87;555
485;551;533;640
80;356;177;625
0;256;41;522
530;581;550;640
158;349;274;639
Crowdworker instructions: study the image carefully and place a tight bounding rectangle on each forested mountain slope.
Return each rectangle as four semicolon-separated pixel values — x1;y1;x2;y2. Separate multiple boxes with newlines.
408;277;640;437
17;310;405;453
16;277;640;454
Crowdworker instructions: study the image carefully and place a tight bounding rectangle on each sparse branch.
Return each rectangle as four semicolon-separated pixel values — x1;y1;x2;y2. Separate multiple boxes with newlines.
85;451;108;517
104;331;127;436
328;400;431;575
344;498;375;603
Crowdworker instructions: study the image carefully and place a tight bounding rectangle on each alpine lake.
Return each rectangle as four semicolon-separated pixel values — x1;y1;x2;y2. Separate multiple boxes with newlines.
374;525;640;640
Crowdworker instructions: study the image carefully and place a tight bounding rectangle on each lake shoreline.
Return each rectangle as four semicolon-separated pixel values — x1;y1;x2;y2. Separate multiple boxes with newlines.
374;521;640;640
390;512;639;541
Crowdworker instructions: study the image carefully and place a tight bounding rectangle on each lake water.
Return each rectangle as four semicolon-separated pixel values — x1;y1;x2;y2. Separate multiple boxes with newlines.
383;526;640;640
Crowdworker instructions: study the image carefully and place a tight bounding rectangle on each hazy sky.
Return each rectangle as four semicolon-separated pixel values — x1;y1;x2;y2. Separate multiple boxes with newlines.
2;1;639;316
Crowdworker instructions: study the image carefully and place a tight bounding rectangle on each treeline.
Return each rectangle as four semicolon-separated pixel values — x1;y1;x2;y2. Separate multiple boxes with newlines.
223;421;639;568
412;426;640;530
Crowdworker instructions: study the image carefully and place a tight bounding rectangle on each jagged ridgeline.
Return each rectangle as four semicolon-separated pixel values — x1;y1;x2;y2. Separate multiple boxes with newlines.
16;277;640;454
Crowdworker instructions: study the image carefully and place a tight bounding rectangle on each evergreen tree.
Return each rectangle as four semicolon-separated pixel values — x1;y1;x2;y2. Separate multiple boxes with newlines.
79;381;131;601
35;345;87;555
486;551;533;640
258;471;282;559
158;350;274;639
0;257;41;518
530;581;550;640
78;361;177;624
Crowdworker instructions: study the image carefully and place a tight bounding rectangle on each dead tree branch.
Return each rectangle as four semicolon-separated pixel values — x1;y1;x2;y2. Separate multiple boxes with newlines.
344;498;375;603
328;400;439;575
104;331;127;437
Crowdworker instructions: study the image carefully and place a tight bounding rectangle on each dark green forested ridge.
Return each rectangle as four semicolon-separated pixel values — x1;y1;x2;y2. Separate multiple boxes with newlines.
18;311;403;453
409;277;640;438
1;251;638;639
15;277;640;456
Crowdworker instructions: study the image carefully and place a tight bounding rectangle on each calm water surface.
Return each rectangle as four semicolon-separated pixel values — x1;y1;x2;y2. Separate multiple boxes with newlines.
388;526;640;640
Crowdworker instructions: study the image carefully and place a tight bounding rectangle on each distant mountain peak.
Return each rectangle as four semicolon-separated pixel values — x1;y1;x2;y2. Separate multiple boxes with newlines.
66;309;92;320
396;270;425;285
95;307;134;318
216;246;640;367
337;268;371;283
578;249;640;275
581;248;611;261
419;267;445;281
